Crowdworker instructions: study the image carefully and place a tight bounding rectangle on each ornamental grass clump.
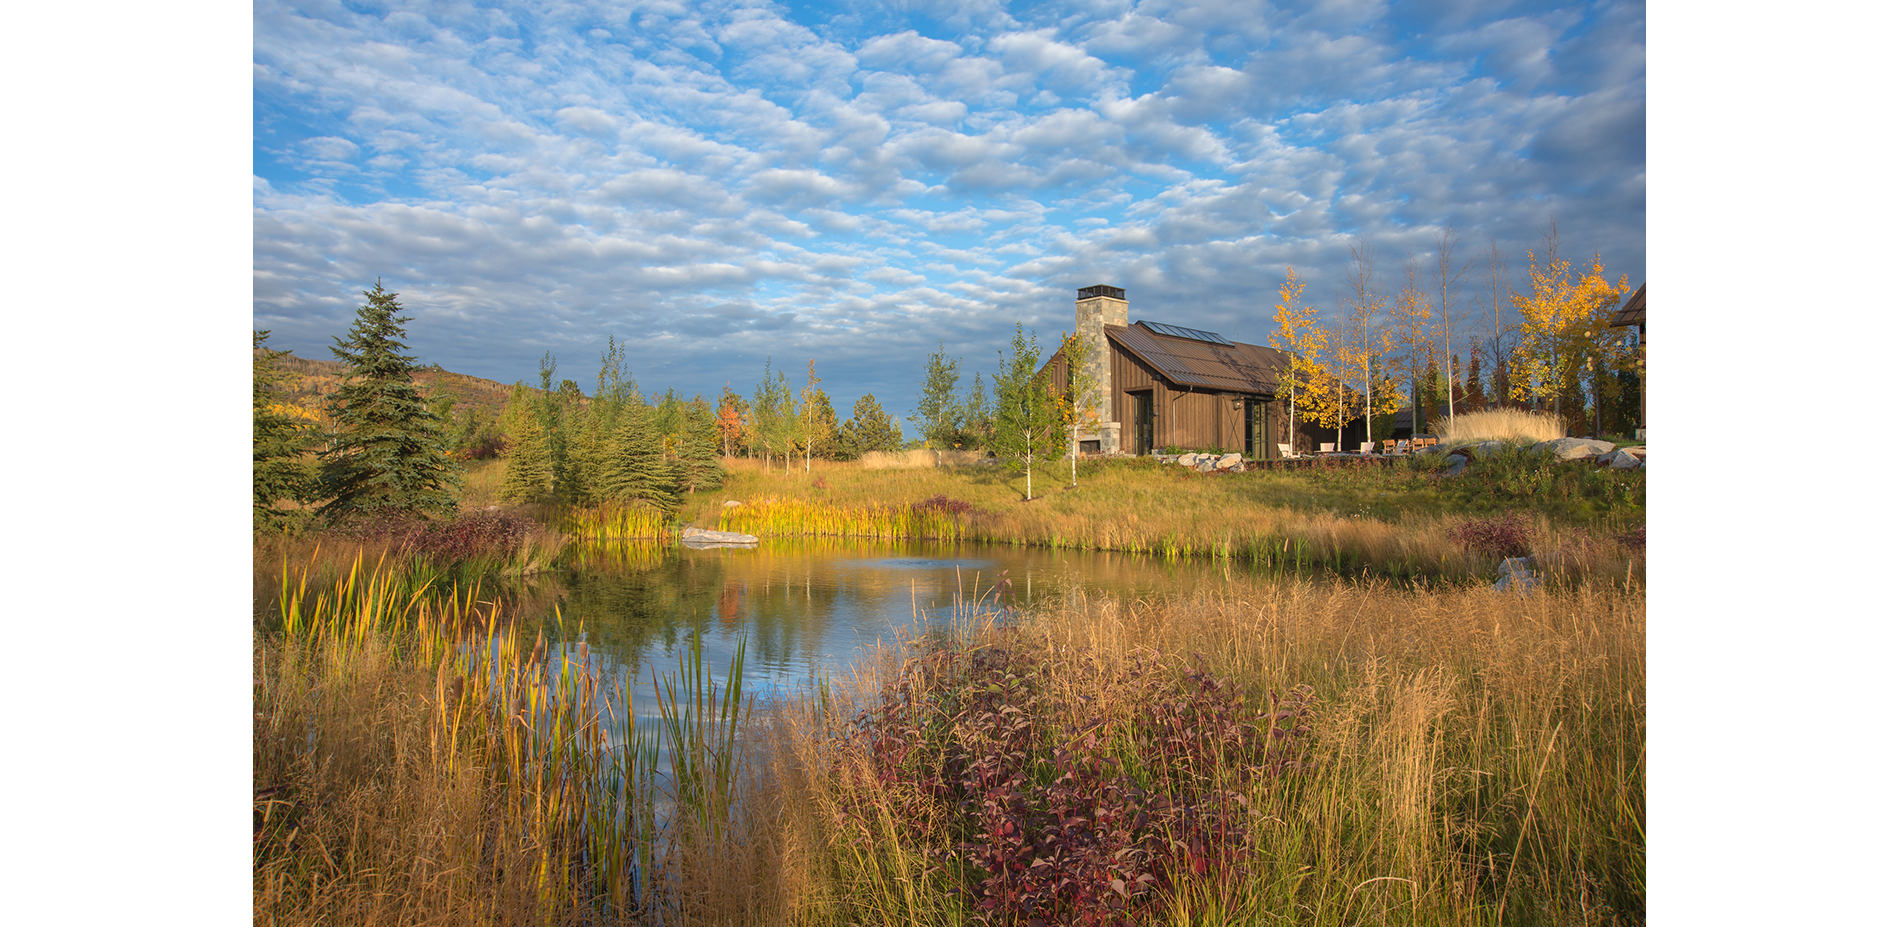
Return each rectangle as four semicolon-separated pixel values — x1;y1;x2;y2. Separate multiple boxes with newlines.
839;631;1313;925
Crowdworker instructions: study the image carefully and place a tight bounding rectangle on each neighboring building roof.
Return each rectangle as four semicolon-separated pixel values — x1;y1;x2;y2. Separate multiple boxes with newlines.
1609;284;1645;327
1104;323;1287;394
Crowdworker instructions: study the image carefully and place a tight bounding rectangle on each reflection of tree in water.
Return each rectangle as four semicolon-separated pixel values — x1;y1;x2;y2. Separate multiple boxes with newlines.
540;536;1229;694
552;542;728;659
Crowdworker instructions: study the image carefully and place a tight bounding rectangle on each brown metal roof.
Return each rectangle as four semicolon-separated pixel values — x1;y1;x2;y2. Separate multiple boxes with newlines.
1104;323;1288;394
1609;284;1645;327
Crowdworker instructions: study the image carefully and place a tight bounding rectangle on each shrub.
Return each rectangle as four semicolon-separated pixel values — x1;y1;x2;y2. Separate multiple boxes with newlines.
842;633;1313;925
1449;512;1534;559
912;494;974;516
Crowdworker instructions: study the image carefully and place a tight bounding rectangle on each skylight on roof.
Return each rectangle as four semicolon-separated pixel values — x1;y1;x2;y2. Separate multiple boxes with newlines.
1135;320;1233;346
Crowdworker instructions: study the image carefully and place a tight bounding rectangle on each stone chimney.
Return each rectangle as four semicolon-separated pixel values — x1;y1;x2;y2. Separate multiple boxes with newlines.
1074;284;1127;454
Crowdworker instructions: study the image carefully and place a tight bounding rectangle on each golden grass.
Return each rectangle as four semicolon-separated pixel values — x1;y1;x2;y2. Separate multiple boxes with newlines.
255;544;1643;925
695;458;1641;584
765;575;1645;925
1431;408;1565;445
858;448;987;469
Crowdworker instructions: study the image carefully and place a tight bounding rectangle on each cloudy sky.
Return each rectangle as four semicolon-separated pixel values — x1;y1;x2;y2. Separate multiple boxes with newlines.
252;0;1645;425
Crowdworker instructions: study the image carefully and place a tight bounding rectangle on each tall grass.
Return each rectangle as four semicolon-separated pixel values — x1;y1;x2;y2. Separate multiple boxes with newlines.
1431;409;1565;445
767;575;1645;925
256;550;1643;925
859;448;988;469
707;477;1638;585
255;555;757;925
561;499;673;541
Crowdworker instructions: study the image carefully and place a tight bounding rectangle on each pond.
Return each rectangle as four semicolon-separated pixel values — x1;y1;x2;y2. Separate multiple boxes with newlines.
506;538;1243;721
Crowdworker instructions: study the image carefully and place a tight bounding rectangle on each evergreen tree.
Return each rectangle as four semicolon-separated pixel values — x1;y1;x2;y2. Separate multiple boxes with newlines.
839;393;902;458
317;282;460;520
1417;353;1443;431
499;383;554;503
1463;338;1488;408
676;397;725;493
912;343;962;448
253;330;316;528
598;403;680;514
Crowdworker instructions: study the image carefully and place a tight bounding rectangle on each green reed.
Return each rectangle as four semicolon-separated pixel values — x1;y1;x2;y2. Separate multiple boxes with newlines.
256;552;755;925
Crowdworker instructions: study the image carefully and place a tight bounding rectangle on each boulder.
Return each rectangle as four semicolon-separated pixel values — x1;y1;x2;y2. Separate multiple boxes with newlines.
1493;557;1542;594
1536;437;1617;461
1605;448;1644;470
1442;454;1468;477
1462;440;1506;459
1217;453;1243;470
1177;453;1198;467
681;527;759;549
721;499;744;509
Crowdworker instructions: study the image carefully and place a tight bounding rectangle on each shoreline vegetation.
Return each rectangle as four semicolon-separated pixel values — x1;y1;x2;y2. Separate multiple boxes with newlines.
256;431;1643;925
255;548;1643;925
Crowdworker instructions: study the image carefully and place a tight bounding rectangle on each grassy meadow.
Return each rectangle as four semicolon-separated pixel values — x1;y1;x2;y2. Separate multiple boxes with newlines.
256;442;1644;925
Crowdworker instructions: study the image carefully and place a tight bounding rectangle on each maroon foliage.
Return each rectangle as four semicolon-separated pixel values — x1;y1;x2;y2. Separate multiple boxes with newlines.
1448;513;1534;559
843;636;1313;925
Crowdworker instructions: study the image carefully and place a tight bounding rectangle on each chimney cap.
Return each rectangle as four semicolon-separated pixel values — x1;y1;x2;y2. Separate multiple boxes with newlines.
1077;284;1125;300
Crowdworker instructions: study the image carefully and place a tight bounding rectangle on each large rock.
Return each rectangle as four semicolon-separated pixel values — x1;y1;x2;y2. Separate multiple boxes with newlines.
1177;453;1198;467
1494;557;1542;594
681;527;759;549
1217;453;1243;471
1605;448;1645;470
1536;437;1617;461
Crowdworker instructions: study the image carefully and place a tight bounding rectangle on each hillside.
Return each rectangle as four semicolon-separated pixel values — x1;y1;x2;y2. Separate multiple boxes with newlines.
264;350;522;425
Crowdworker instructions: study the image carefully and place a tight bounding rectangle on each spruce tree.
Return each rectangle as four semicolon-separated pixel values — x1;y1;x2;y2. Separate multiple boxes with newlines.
839;393;902;458
254;330;316;528
676;397;725;493
499;382;554;504
598;403;680;514
317;282;461;520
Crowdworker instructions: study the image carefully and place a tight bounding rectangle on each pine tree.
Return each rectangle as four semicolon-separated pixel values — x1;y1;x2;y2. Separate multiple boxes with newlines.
254;330;316;528
598;403;680;514
317;282;461;520
839;393;902;458
499;383;554;504
1464;338;1488;408
676;397;725;493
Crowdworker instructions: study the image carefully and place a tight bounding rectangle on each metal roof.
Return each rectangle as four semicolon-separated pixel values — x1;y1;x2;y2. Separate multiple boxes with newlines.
1135;320;1233;346
1609;284;1645;327
1105;323;1287;394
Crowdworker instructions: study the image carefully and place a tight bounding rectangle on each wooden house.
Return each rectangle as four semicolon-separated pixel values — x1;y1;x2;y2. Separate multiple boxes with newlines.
1608;283;1645;437
1044;285;1338;459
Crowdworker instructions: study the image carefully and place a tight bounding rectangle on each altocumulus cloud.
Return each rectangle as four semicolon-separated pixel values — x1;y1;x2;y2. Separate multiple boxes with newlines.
254;0;1643;427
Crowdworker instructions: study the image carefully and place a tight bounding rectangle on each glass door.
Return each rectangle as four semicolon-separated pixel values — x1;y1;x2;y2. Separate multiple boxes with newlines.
1131;390;1153;454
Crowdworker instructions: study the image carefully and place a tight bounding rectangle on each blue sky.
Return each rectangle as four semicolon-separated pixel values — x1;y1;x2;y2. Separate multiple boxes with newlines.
252;0;1645;427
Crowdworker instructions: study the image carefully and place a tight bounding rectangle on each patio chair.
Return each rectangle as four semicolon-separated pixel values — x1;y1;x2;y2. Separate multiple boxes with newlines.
1359;441;1375;454
1277;442;1296;459
1320;442;1336;454
1381;439;1397;455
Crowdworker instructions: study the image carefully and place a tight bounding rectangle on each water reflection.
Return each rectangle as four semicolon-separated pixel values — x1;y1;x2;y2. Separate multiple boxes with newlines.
524;537;1228;718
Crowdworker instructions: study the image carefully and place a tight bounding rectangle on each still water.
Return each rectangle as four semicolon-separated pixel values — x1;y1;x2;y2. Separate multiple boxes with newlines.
510;538;1237;718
